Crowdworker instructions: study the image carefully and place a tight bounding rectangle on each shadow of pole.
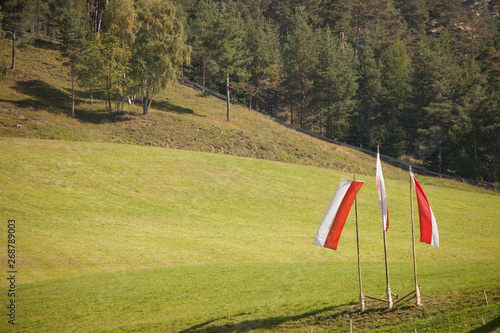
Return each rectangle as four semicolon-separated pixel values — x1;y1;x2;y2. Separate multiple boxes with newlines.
178;303;356;333
468;316;500;333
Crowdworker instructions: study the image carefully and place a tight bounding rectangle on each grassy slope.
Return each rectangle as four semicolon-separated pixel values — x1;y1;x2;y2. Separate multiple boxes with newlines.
0;40;498;332
0;138;498;332
0;39;385;178
0;38;482;191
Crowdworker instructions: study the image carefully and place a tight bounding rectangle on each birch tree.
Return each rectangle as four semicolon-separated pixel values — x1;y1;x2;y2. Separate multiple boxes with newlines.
131;0;190;115
1;0;34;71
101;0;136;113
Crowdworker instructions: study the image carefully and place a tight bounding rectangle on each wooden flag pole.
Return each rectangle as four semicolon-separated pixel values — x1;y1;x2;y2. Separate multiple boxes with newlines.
410;166;422;306
353;173;365;312
383;227;393;309
378;147;393;309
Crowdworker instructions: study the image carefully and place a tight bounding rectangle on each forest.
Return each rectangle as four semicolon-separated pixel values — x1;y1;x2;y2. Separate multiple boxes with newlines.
1;0;499;182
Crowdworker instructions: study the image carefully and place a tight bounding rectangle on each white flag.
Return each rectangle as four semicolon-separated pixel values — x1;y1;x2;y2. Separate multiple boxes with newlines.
376;151;389;231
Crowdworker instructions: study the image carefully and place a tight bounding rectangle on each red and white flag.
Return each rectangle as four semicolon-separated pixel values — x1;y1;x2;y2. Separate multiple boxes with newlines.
412;173;439;248
313;180;364;250
376;152;389;231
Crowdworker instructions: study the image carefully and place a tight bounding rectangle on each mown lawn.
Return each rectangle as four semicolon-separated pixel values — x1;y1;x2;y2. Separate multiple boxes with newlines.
0;138;498;332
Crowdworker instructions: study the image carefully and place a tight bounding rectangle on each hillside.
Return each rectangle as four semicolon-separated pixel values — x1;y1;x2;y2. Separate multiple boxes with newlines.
0;37;499;332
0;39;387;172
0;137;499;332
0;38;495;193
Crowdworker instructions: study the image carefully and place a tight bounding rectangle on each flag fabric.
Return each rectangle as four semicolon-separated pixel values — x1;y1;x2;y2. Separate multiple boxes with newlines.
376;152;389;231
313;180;364;250
412;173;439;248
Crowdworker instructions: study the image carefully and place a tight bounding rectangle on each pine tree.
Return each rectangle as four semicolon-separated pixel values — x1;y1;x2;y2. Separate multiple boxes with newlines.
282;6;317;128
476;41;500;181
208;1;250;122
0;4;7;80
185;0;217;90
447;59;487;179
394;0;428;36
380;39;412;156
352;40;383;149
313;27;357;139
59;0;88;118
244;16;282;112
1;0;35;71
318;0;355;39
352;0;406;57
411;33;464;172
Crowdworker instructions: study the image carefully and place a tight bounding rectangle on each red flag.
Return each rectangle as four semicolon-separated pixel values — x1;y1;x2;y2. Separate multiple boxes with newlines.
313;180;364;250
412;174;439;247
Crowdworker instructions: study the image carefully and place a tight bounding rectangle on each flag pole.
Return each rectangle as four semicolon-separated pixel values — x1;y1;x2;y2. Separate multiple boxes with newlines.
379;147;393;309
353;172;365;312
409;166;422;306
383;224;393;309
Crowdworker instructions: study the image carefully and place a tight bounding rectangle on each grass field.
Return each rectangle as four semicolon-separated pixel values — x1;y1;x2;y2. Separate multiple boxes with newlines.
0;38;499;332
0;137;498;332
0;38;394;178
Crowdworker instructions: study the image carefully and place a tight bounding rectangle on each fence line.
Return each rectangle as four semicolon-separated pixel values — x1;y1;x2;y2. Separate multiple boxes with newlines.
27;32;60;43
178;77;494;189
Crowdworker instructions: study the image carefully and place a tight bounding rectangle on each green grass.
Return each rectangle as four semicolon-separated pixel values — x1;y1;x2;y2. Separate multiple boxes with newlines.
2;38;489;192
0;138;499;332
0;39;499;332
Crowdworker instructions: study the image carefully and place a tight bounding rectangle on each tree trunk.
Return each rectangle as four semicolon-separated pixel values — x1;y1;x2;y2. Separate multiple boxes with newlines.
320;107;323;136
290;102;294;126
300;93;305;129
97;1;105;35
142;98;149;115
327;113;332;138
107;97;112;115
226;71;231;122
438;146;442;174
142;89;153;115
354;0;361;57
71;71;75;118
202;55;206;93
116;97;120;114
11;30;16;71
474;128;478;180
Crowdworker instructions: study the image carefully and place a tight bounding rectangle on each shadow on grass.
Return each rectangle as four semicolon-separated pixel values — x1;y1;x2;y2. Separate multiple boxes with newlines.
8;79;134;124
33;38;60;50
75;108;135;124
179;303;355;333
468;316;500;333
13;79;72;112
152;99;204;117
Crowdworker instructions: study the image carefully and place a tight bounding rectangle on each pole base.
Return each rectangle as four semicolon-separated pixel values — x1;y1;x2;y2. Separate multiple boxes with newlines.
387;286;393;309
415;285;422;307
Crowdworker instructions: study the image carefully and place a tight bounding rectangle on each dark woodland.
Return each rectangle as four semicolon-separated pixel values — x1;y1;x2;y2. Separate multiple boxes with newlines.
1;0;499;181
